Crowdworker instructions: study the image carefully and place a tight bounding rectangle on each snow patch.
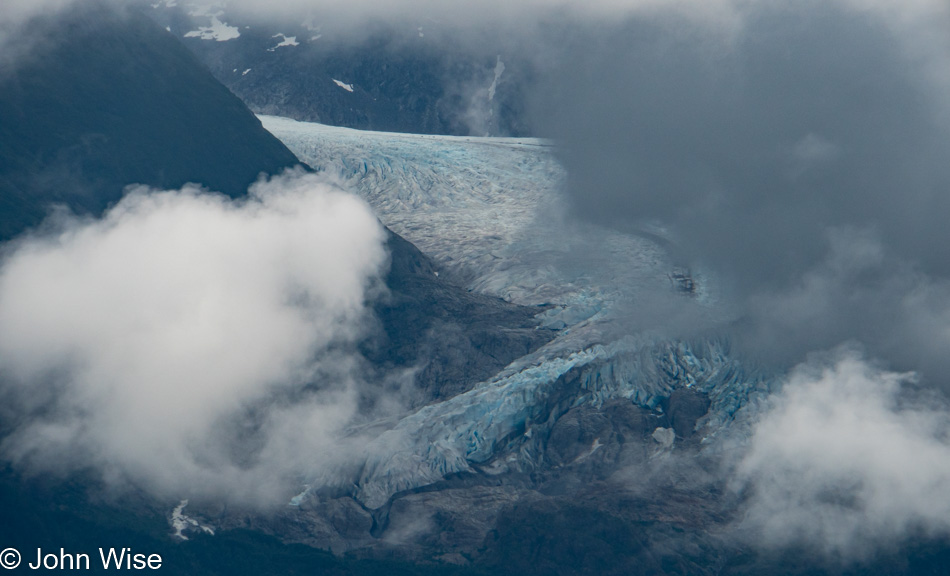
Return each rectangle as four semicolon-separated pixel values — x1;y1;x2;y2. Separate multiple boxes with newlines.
268;33;299;51
170;500;215;541
184;16;240;42
289;486;311;506
332;79;354;92
652;427;675;449
487;56;505;103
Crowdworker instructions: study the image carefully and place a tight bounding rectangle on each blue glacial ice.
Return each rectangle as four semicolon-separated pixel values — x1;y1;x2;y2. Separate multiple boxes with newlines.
261;116;769;509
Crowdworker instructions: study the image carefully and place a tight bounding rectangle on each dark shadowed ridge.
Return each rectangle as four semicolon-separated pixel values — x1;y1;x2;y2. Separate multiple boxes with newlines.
0;1;300;241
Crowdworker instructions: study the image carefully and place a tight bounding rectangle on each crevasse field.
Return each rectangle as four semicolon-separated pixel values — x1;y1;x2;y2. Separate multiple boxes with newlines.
261;116;767;509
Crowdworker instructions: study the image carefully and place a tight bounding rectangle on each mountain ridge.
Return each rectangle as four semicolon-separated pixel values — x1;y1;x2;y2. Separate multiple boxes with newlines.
0;1;301;241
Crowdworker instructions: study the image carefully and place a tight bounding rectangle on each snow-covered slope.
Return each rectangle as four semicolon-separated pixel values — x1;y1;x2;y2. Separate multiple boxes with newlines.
262;116;764;509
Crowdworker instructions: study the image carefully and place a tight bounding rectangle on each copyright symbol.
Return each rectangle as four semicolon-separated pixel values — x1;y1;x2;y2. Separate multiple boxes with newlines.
0;548;19;569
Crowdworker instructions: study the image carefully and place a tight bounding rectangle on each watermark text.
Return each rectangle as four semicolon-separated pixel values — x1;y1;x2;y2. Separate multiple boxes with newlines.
0;547;162;570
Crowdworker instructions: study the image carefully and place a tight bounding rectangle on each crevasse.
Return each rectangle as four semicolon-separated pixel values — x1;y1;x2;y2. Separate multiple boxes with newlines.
262;116;767;509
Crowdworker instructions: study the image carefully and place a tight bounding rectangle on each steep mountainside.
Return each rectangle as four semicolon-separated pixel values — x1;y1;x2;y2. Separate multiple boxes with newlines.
144;1;533;136
0;2;300;241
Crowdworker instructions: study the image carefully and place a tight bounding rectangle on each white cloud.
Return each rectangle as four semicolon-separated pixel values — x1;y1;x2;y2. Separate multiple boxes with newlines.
0;170;389;505
0;0;77;68
734;348;950;559
0;0;75;23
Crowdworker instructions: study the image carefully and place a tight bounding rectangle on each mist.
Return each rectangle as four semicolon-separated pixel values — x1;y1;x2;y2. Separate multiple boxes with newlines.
0;0;78;70
0;170;389;506
530;0;950;375
523;0;950;561
735;348;950;560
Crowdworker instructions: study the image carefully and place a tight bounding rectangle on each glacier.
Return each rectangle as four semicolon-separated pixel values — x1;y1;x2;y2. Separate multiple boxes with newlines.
261;116;768;509
258;116;692;309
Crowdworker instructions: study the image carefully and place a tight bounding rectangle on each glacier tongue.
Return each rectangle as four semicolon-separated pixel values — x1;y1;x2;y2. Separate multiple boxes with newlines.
261;116;764;509
259;115;674;310
352;334;766;509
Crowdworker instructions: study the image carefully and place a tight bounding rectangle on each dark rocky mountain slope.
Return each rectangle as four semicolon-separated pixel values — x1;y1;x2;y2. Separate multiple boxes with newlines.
145;3;533;136
0;2;299;241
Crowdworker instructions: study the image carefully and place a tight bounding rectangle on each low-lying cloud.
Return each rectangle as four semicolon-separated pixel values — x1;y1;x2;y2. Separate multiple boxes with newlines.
735;348;950;560
527;0;950;560
0;170;388;505
533;0;950;373
742;228;950;375
0;0;78;70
